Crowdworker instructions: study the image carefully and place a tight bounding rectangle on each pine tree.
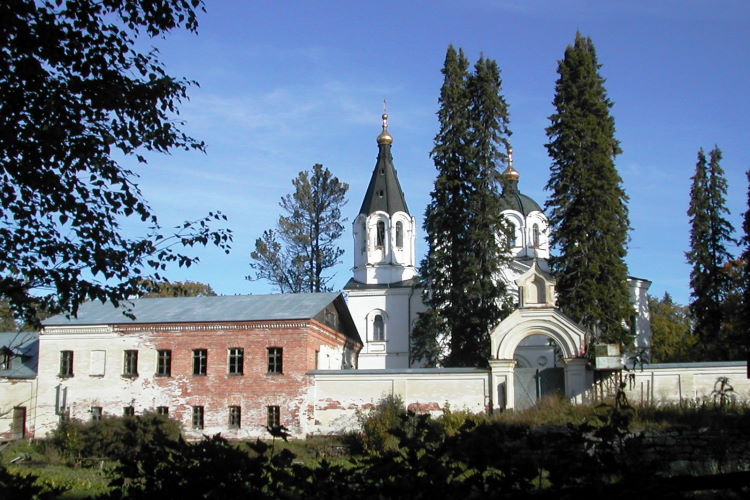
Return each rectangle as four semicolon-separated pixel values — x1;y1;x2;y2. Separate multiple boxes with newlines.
411;47;512;367
741;170;750;351
544;32;631;346
249;164;348;293
686;147;735;359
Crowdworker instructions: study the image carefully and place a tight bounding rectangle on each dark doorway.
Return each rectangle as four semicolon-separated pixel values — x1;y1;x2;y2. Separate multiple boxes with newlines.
11;407;26;439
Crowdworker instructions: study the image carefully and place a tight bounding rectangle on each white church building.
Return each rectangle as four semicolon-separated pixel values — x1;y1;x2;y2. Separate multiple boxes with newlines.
344;114;652;378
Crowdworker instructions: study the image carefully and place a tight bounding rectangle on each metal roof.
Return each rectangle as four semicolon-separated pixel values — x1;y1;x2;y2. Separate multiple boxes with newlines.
499;178;543;215
43;292;345;326
358;142;410;216
0;331;38;379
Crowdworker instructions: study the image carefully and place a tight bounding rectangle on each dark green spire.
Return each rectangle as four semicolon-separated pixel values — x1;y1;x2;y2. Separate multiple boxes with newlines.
358;114;410;216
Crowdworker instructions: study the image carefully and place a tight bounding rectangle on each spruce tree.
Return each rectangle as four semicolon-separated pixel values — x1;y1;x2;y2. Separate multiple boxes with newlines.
411;47;512;367
544;32;632;346
686;147;735;359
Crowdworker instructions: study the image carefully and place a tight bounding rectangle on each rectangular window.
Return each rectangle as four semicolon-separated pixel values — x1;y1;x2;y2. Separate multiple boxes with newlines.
228;406;241;429
156;349;172;377
91;406;102;422
267;406;280;428
228;348;244;375
156;406;169;417
1;352;11;371
59;351;74;377
193;349;207;376
123;406;135;417
267;347;283;374
192;406;204;429
123;350;138;377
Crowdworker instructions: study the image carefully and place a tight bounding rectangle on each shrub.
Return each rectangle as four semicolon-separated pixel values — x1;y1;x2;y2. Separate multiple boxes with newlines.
49;412;181;464
354;394;407;454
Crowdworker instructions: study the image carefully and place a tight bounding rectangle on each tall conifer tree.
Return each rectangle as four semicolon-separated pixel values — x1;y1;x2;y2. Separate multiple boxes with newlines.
686;147;734;359
412;47;512;367
544;33;631;346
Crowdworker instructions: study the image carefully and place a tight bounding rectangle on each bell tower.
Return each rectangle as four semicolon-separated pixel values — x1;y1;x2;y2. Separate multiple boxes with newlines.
352;113;417;285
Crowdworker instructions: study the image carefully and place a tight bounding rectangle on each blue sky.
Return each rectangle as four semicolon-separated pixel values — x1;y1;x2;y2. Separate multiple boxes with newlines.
130;0;750;305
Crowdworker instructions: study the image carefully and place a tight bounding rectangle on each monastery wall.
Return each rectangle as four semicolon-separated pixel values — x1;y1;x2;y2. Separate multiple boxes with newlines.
311;368;490;434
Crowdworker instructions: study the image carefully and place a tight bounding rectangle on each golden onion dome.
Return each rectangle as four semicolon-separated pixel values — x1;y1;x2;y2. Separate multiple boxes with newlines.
502;146;520;180
377;113;393;145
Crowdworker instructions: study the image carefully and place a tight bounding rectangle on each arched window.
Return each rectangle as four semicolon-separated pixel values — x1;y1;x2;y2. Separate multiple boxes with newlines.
395;221;403;248
376;221;385;248
361;221;367;254
532;224;540;248
507;224;517;248
373;314;385;341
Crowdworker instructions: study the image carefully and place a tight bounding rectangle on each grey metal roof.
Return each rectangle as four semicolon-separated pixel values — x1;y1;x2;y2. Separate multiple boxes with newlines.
344;277;421;290
0;331;38;379
358;143;410;216
499;178;543;215
43;292;345;326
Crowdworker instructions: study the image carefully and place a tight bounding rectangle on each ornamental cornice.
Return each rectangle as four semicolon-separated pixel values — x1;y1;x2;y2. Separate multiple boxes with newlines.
116;321;308;333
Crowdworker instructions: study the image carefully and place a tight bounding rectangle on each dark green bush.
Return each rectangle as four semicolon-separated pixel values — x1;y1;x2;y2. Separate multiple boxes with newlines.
50;412;181;464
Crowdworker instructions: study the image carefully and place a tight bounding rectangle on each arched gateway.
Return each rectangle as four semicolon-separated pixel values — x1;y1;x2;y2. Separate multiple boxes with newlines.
489;262;591;410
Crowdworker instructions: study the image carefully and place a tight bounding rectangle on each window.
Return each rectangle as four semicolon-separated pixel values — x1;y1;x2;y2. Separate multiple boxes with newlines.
361;220;367;254
267;406;280;428
156;350;171;377
91;407;102;422
156;406;169;417
228;348;244;375
123;350;138;377
59;351;74;377
376;220;385;248
532;224;540;248
507;225;517;248
373;314;385;341
267;347;283;374
123;406;135;417
193;349;207;376
228;406;241;429
1;351;11;371
395;221;404;248
192;406;204;429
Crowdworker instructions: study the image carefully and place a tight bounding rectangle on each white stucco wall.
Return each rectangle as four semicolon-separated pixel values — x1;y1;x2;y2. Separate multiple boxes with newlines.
311;368;490;434
345;286;425;369
619;362;750;405
0;378;37;438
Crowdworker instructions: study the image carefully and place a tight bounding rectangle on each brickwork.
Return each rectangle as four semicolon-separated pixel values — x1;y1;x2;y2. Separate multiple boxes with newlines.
35;318;357;440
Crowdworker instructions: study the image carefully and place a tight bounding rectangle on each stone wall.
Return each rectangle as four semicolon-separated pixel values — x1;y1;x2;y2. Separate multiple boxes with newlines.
311;368;490;434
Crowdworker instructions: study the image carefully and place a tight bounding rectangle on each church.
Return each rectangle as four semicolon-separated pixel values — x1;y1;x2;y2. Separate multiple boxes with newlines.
344;113;653;390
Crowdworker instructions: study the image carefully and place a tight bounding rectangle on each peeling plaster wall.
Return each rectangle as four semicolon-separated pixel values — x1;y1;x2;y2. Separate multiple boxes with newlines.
36;320;353;440
620;362;750;405
0;378;37;439
311;368;490;434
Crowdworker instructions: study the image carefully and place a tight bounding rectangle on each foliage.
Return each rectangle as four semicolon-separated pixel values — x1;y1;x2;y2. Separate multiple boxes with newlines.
249;163;348;293
353;394;408;454
0;464;50;500
49;412;181;464
0;0;232;327
686;147;735;360
648;292;699;362
741;170;750;348
544;32;632;346
140;279;216;297
412;45;513;368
